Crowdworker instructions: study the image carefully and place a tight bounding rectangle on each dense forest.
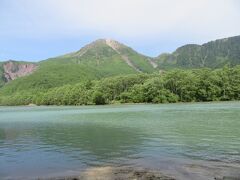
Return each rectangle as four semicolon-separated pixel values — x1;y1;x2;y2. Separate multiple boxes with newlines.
0;66;239;106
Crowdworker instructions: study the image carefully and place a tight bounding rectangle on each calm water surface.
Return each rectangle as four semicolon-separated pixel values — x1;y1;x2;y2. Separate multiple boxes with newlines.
0;102;240;179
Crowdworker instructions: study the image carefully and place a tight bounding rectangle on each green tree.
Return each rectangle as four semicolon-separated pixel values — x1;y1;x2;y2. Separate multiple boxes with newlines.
92;91;106;105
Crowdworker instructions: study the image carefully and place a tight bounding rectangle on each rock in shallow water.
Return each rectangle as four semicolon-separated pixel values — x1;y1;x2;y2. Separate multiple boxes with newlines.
39;167;175;180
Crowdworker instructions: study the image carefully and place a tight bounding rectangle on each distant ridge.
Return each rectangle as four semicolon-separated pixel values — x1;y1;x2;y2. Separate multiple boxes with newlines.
154;35;240;69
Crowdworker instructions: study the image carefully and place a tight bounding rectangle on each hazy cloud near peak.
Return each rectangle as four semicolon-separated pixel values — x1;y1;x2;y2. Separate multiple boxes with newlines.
0;0;240;60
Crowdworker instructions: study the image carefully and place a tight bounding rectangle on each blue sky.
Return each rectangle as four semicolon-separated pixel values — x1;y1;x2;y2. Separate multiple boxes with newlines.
0;0;240;61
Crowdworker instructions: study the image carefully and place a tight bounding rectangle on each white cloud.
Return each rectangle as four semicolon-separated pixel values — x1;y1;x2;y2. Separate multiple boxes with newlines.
1;0;240;40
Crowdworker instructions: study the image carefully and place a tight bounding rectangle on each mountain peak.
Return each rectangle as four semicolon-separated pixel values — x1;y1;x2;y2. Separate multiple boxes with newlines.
60;39;127;59
81;38;123;49
105;39;124;51
90;38;123;48
54;38;155;74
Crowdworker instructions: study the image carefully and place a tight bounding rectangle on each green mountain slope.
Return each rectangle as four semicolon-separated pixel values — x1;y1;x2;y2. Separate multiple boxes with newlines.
155;35;240;69
0;39;156;95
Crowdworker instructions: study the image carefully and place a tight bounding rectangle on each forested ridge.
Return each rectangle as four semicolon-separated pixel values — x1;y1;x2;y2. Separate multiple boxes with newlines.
155;35;240;69
0;66;239;106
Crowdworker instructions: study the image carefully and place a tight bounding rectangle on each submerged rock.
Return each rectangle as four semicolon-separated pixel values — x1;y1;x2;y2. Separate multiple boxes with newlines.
39;167;175;180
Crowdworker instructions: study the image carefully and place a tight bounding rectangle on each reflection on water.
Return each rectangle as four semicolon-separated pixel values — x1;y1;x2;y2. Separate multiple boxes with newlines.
0;129;5;141
37;123;143;163
0;102;240;179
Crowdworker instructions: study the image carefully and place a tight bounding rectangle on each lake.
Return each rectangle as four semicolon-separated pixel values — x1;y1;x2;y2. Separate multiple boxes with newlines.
0;102;240;179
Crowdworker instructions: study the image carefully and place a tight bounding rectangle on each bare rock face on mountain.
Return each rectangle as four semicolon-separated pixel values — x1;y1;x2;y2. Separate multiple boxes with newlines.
3;61;37;82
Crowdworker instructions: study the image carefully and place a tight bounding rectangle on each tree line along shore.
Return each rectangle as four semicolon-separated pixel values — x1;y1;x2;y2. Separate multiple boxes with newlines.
0;66;239;106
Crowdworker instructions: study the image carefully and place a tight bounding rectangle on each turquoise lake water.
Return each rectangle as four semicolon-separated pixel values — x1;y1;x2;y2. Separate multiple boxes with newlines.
0;102;240;179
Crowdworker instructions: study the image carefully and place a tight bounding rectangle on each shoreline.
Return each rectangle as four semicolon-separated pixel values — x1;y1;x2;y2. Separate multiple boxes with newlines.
0;100;239;107
9;166;240;180
4;159;240;180
40;167;175;180
31;158;240;180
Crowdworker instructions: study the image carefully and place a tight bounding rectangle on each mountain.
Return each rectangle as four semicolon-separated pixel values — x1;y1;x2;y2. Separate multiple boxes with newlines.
55;39;155;73
0;39;156;94
155;35;240;69
1;35;240;95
